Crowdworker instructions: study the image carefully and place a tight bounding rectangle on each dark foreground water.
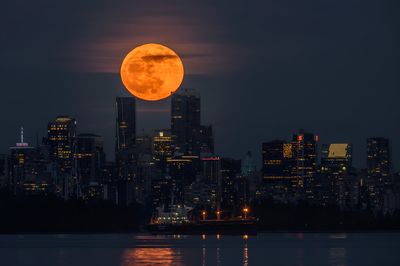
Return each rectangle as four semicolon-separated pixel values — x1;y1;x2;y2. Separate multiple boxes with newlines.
0;233;399;266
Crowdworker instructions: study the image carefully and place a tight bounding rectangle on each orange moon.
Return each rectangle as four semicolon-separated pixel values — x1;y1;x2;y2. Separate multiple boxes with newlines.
120;43;184;101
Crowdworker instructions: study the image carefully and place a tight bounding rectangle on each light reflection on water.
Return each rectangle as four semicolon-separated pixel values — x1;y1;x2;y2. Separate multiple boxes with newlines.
121;247;183;266
0;233;398;266
243;243;249;266
120;234;348;266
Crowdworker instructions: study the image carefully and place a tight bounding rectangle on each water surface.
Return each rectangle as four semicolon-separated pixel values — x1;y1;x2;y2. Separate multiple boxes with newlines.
0;233;399;265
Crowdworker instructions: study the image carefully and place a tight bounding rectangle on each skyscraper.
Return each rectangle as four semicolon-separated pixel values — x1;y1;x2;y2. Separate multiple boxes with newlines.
171;88;201;155
367;137;391;185
9;127;43;195
166;154;200;205
47;116;77;173
291;130;318;200
262;140;294;201
115;97;136;179
366;137;392;209
116;97;136;153
199;125;214;154
221;157;242;209
262;141;292;179
320;143;353;208
202;156;222;212
75;133;105;200
115;97;136;206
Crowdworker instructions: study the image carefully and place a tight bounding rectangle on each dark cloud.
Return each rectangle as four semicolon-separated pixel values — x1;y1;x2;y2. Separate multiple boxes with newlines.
141;54;178;62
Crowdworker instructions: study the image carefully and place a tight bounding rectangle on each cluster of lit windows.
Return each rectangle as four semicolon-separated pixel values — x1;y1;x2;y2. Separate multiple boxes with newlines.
23;183;49;192
75;153;93;159
155;215;189;225
283;144;293;158
265;159;283;165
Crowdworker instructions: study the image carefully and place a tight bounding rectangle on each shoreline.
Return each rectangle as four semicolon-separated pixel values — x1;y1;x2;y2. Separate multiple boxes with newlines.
1;229;400;235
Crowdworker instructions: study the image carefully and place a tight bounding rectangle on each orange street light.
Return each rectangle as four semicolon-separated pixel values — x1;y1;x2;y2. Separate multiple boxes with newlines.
216;210;221;220
243;207;249;219
202;211;207;220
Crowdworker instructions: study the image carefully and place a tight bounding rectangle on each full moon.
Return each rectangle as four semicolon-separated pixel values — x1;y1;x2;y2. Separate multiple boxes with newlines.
120;43;184;101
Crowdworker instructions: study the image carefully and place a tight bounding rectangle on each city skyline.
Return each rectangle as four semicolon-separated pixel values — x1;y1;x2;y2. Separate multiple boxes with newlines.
1;90;398;172
2;90;398;216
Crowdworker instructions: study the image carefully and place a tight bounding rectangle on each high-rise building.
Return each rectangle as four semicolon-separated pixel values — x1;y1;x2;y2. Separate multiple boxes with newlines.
221;158;242;209
116;97;136;153
262;141;292;179
171;88;201;155
9;127;46;195
47;116;77;173
199;125;214;154
367;137;391;185
202;156;222;211
320;143;353;208
115;97;136;206
136;134;152;156
75;134;105;200
262;140;294;201
153;130;174;167
135;134;155;205
235;175;250;209
166;155;200;205
291;130;318;200
366;137;392;209
115;96;136;178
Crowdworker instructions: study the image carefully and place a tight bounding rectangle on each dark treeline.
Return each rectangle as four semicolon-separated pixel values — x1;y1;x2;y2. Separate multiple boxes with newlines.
254;198;400;231
0;189;150;234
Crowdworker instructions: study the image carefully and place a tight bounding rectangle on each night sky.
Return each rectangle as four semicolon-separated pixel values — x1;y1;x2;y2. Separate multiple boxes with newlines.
1;0;399;169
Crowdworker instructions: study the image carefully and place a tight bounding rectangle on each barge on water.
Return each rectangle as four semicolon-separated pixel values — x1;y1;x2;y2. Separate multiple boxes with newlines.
147;204;258;235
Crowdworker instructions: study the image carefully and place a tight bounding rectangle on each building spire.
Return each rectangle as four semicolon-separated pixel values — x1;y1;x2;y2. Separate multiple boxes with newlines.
21;126;24;144
16;126;28;147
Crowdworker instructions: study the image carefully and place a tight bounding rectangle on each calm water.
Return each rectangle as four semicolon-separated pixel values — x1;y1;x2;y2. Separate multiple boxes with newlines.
0;233;399;266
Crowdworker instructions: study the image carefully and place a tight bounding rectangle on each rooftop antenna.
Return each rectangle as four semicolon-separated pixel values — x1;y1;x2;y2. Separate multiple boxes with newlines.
20;126;24;143
16;126;28;147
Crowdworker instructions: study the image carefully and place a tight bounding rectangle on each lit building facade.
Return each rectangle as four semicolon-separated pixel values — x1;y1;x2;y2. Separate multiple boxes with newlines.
75;133;105;200
9;128;49;195
47;116;77;173
291;130;318;200
320;143;353;208
366;137;392;209
153;130;174;167
262;140;294;202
